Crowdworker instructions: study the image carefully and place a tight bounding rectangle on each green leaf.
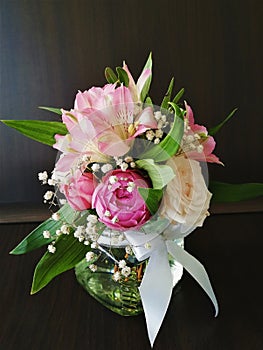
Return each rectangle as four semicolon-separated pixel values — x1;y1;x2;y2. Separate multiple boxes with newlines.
10;204;77;255
1;120;68;146
139;103;184;162
145;96;153;107
136;159;175;189
105;67;118;84
38;106;62;115
140;52;153;102
161;77;174;110
31;233;91;294
142;52;152;70
141;217;170;234
209;181;263;202
209;108;238;136
116;67;129;87
172;88;185;104
138;188;163;215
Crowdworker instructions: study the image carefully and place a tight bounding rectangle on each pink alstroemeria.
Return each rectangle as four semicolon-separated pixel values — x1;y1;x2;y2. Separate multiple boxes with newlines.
60;84;156;157
122;62;151;103
53;84;157;182
184;102;222;164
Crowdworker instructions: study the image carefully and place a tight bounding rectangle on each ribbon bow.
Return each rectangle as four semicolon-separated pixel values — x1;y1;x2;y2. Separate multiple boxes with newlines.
125;221;219;347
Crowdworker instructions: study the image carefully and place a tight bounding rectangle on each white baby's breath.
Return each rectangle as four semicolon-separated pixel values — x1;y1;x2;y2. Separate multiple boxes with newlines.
121;266;131;277
118;260;126;269
47;244;56;254
86;251;96;262
43;230;51;239
52;212;60;221
44;191;54;200
101;163;113;173
89;264;97;272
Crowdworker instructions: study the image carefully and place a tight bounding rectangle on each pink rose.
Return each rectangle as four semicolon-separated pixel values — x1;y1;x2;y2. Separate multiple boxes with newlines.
92;169;151;230
61;171;97;211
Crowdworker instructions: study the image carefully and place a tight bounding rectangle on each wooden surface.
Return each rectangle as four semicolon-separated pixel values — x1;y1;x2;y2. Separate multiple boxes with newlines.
0;0;263;203
0;198;262;223
1;212;263;349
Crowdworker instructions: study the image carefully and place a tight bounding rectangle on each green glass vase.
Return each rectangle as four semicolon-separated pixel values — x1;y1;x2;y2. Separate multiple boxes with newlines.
75;232;184;317
75;252;144;316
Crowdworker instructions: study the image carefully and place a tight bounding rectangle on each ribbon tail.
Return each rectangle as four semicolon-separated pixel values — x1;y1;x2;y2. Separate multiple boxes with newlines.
139;244;173;347
166;241;219;317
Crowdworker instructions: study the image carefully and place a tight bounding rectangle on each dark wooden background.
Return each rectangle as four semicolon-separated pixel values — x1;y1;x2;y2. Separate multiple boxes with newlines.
0;2;263;349
0;0;262;204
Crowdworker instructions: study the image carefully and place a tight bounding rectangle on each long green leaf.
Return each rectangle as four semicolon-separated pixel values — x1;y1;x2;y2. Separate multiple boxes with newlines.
138;188;163;215
10;204;76;255
31;233;91;294
38;106;62;115
209;181;263;202
161;77;174;110
1;120;68;146
139;103;184;162
172;88;185;104
209;108;238;136
136;159;175;189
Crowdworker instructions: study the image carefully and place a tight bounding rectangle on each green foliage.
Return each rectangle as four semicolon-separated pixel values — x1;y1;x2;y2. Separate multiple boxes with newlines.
31;233;91;294
104;67;118;84
161;78;174;110
139;103;184;162
209;181;263;202
116;67;129;87
209;108;238;136
104;66;129;86
137;188;163;215
38;106;62;115
136;159;175;189
172;88;185;104
10;204;76;255
145;96;153;107
0;120;67;146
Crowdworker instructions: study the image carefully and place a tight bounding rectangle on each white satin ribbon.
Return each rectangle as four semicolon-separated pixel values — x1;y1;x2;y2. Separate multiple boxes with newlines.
124;225;219;347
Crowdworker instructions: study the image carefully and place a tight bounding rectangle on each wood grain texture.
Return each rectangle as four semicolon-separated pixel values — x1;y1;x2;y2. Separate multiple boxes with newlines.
0;0;262;203
1;212;263;349
0;198;262;223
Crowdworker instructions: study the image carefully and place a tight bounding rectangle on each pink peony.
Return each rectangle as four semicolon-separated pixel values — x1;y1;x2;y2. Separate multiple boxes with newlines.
61;171;97;211
92;169;151;230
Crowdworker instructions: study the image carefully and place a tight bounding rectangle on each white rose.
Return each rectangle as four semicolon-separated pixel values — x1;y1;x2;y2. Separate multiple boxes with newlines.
159;155;212;230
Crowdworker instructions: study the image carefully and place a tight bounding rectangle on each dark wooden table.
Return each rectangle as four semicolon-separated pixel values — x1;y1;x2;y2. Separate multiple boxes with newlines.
1;208;263;350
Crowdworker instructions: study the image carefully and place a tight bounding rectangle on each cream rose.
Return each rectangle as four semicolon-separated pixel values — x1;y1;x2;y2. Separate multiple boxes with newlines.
159;155;212;229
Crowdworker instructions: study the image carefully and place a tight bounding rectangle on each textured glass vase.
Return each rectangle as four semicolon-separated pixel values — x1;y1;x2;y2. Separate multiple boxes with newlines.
75;231;184;316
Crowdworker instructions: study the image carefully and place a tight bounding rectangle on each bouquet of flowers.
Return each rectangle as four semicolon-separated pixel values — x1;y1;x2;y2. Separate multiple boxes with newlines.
2;54;262;347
